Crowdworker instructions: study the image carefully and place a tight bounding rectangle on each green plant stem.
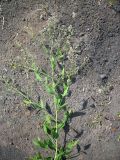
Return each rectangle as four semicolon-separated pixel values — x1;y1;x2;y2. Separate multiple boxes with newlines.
54;109;58;160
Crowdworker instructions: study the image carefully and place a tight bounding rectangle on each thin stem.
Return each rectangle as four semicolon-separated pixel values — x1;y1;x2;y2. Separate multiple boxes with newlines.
51;66;58;160
54;109;58;160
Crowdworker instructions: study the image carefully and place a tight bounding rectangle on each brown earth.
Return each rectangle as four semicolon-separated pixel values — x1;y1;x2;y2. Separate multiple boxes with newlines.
0;0;120;160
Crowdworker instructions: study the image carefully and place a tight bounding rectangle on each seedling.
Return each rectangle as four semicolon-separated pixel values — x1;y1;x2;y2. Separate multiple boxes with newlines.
27;48;79;160
0;22;80;160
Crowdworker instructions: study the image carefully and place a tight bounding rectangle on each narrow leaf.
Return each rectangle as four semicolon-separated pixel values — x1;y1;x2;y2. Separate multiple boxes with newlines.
23;99;32;105
33;138;48;149
66;140;79;153
62;83;69;97
51;128;59;139
50;56;56;71
35;71;42;81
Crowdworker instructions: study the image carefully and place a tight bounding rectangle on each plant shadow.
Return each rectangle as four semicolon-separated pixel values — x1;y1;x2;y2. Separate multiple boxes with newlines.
63;110;91;159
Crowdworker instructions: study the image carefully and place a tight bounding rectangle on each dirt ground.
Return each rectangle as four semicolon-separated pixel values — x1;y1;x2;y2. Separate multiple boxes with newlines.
0;0;120;160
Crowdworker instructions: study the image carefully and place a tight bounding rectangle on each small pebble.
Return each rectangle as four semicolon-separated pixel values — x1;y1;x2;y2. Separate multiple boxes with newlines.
79;99;88;110
100;74;108;80
89;103;95;108
109;85;114;91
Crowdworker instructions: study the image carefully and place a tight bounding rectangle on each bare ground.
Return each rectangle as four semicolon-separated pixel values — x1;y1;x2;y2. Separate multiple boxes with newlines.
0;0;120;160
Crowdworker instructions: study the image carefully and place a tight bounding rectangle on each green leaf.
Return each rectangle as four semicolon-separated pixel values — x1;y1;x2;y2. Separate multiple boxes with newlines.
45;115;51;124
54;96;61;106
43;122;59;139
55;148;65;160
50;56;56;71
56;48;64;61
31;63;37;71
39;100;44;109
31;63;42;81
30;153;42;160
43;123;51;135
46;84;55;94
33;138;48;149
51;128;59;139
58;103;67;111
45;78;55;94
35;71;42;81
44;139;55;150
66;140;78;154
23;99;32;105
58;121;65;129
33;138;55;151
62;83;69;97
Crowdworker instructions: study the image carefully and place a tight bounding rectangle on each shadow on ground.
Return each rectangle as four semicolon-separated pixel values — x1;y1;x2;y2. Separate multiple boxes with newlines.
0;146;27;160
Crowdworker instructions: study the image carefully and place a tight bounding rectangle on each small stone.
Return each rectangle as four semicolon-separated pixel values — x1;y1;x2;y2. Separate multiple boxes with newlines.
100;74;108;80
11;142;14;145
72;12;77;18
79;99;88;110
89;103;95;108
109;85;114;91
23;18;26;21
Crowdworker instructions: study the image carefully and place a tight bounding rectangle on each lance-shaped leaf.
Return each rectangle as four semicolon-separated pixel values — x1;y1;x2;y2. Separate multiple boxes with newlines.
38;99;44;109
46;84;55;94
45;78;55;94
31;63;38;71
51;128;59;139
56;48;64;61
23;99;32;105
43;123;51;135
35;71;42;81
29;153;42;160
65;140;79;154
43;121;59;139
62;83;69;97
50;56;56;71
44;139;55;150
54;95;62;107
55;148;65;160
33;138;48;149
33;138;55;150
